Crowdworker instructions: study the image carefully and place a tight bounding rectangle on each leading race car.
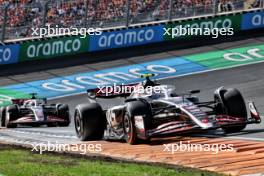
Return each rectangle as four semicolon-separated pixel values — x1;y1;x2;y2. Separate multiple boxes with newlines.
0;93;71;128
74;74;261;144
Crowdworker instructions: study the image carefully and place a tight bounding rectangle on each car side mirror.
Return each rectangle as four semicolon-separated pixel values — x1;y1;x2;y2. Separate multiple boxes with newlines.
87;90;96;99
189;90;200;94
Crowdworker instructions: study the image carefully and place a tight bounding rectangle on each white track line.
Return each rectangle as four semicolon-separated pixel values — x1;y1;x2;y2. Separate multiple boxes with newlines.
48;59;264;100
5;129;77;139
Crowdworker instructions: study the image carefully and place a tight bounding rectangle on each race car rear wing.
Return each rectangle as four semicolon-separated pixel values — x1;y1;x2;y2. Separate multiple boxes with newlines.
11;99;29;105
86;73;158;99
87;83;138;99
11;93;47;106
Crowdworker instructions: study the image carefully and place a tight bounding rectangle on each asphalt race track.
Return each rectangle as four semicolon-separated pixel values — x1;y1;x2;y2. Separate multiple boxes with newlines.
0;36;264;145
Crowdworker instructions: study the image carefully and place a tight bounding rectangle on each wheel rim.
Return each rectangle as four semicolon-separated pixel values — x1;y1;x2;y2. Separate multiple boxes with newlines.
124;114;132;139
75;111;82;136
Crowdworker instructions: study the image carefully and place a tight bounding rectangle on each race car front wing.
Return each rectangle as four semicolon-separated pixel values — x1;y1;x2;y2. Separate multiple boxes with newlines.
134;101;262;138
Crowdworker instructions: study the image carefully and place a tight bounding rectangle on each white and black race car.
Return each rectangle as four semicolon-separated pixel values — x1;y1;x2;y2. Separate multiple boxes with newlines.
0;93;70;128
74;74;261;144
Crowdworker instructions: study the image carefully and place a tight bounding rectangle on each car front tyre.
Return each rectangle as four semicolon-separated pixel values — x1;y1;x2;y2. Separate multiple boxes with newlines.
220;88;247;133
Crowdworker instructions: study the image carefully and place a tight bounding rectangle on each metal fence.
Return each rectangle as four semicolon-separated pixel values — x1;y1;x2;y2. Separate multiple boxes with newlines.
0;0;264;42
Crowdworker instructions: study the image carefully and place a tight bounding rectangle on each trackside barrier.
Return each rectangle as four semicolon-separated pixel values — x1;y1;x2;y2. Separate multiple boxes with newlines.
0;10;263;66
89;25;164;51
19;36;88;62
0;44;20;65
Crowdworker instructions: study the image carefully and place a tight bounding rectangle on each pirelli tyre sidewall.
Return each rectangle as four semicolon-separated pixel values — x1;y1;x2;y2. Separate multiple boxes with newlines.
74;103;106;141
125;100;152;145
220;88;247;133
57;104;71;127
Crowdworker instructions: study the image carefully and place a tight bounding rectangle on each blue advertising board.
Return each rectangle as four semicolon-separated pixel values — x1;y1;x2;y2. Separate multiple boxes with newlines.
89;25;164;51
241;11;264;30
3;56;206;98
0;44;20;65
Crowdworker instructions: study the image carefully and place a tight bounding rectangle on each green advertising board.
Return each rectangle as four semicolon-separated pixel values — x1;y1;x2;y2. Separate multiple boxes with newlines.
164;14;242;40
0;89;31;107
185;44;264;69
19;36;89;62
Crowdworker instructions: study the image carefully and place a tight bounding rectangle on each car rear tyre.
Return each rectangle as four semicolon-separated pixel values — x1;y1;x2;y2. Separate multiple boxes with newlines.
124;100;152;145
123;112;137;145
218;88;247;133
57;104;70;127
74;103;106;141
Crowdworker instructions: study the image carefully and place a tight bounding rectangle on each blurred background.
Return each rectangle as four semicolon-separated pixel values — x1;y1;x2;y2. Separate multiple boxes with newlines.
0;0;263;41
